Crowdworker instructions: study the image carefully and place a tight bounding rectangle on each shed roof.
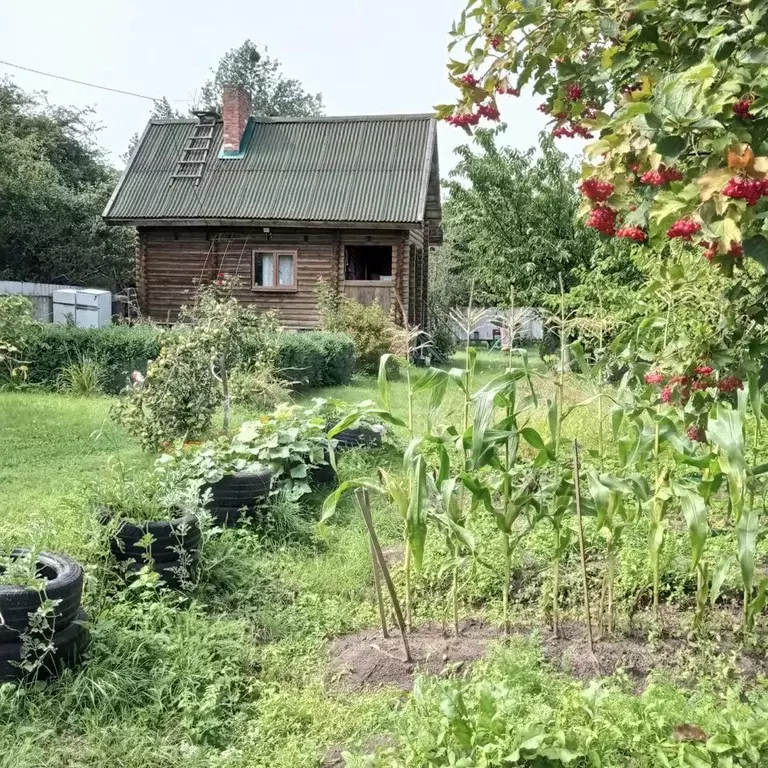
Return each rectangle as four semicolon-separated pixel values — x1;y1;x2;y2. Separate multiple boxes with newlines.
104;114;437;225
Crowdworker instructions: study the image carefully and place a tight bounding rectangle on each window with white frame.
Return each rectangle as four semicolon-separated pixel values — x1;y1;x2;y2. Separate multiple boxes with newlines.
252;250;297;290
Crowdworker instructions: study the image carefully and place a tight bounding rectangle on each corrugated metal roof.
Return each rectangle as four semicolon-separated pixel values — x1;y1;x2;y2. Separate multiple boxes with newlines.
104;114;437;224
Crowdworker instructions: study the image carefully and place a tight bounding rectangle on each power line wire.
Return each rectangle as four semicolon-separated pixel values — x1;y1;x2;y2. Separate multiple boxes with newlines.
0;59;190;103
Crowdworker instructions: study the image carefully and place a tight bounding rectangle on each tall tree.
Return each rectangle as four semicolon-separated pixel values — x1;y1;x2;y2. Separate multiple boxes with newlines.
443;128;598;306
0;79;134;289
200;40;323;117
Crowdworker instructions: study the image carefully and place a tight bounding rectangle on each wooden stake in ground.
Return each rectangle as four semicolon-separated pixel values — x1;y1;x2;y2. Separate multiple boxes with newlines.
572;440;594;654
369;535;389;638
356;490;413;664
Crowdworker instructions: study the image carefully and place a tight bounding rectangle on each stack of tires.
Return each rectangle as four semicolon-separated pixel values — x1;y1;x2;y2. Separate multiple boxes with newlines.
0;551;89;682
104;512;201;588
202;467;273;526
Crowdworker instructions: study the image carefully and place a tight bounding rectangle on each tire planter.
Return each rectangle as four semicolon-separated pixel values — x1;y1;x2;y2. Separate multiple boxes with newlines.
202;467;272;528
105;512;201;562
326;423;383;451
0;551;84;643
101;511;201;587
0;607;90;682
308;446;338;488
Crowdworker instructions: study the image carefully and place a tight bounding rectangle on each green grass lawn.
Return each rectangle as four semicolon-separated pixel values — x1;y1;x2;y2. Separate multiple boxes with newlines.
0;350;763;767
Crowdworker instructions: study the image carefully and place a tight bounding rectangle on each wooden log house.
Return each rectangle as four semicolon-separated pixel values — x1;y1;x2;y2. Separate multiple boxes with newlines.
103;87;442;329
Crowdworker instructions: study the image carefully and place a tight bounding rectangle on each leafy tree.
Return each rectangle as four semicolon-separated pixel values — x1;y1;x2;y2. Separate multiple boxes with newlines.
443;128;600;306
0;79;134;290
200;40;323;117
123;97;185;163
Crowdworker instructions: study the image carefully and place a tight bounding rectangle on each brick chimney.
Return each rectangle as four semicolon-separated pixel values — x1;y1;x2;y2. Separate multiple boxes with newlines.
222;86;252;154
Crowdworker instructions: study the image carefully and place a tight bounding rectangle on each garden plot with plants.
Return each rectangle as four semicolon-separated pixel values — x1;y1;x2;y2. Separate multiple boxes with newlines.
7;2;768;766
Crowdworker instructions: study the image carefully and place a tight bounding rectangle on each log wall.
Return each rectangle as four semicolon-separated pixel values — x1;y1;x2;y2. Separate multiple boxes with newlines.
138;227;419;329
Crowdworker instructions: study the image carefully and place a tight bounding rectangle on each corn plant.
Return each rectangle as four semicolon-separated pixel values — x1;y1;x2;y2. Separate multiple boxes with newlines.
706;402;768;635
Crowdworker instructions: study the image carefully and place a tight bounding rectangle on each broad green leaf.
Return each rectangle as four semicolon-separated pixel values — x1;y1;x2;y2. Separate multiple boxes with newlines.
321;479;382;522
520;427;547;451
743;235;768;273
406;455;428;570
655;135;687;158
710;557;732;606
377;353;395;411
671;483;708;568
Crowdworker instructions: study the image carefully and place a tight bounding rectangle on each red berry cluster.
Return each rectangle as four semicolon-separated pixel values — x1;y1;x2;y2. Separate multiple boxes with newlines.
644;371;664;385
489;36;503;50
722;176;768;207
444;112;480;127
538;104;550;114
586;206;617;236
477;103;500;121
733;98;754;119
580;178;614;202
666;218;701;240
696;365;713;376
566;83;582;101
497;86;520;96
616;226;647;242
553;122;593;139
701;240;744;262
719;375;743;393
661;387;673;404
459;74;478;87
687;425;707;443
214;270;225;286
639;166;683;187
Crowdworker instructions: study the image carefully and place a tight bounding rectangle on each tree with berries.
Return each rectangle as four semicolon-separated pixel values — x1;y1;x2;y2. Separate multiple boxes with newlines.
440;0;768;380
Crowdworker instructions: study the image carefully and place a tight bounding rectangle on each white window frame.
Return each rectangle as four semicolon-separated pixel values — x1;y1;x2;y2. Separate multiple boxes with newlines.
251;249;298;292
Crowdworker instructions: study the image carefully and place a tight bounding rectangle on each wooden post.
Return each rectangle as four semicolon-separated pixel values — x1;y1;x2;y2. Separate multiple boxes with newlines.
370;536;389;638
572;440;594;653
356;489;413;663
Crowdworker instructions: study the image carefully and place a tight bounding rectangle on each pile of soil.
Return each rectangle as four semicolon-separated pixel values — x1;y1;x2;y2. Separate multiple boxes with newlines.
326;619;497;692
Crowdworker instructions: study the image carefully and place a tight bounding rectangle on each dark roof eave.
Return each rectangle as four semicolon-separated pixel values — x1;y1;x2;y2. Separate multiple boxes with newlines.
103;216;423;230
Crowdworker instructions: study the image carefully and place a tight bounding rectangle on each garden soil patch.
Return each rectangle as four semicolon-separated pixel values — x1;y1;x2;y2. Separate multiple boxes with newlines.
522;614;767;690
326;619;499;692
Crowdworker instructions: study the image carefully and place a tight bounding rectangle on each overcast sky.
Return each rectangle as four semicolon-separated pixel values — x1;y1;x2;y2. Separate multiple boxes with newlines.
1;0;569;174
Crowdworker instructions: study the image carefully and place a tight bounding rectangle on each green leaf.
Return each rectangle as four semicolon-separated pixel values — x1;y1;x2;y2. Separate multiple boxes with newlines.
377;353;395;411
321;479;382;522
655;135;687;158
738;48;768;65
599;17;620;38
406;455;428;570
743;236;768;272
520;427;547;451
710;557;732;606
671;483;708;568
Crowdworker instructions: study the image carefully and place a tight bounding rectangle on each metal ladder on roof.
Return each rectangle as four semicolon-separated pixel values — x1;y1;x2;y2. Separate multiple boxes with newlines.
170;119;215;186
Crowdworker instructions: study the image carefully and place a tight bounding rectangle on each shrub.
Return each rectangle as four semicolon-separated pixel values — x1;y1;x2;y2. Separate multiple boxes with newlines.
24;324;162;394
0;295;41;349
277;331;355;389
111;326;221;450
316;280;396;375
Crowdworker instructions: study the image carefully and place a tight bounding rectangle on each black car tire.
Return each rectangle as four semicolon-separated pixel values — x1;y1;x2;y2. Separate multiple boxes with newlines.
327;424;383;450
203;468;272;508
0;551;84;643
0;607;90;682
104;513;201;562
208;505;257;527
